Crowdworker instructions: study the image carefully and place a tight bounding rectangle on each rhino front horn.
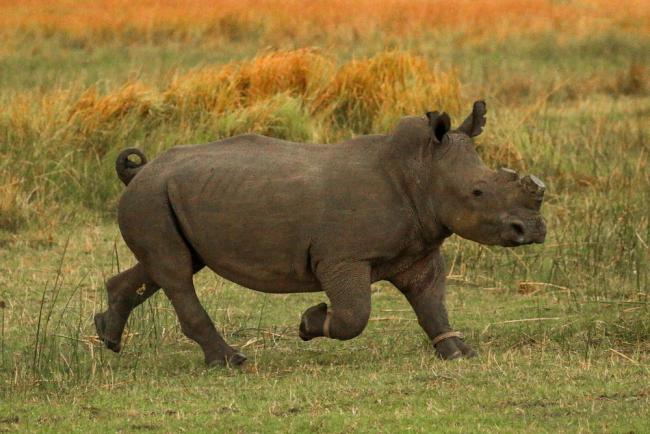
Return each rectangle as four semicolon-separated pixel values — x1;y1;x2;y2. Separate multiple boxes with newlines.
521;175;546;196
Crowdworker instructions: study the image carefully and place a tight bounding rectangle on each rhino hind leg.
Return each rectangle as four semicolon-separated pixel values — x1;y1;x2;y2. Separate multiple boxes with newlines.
94;263;160;353
95;259;207;353
162;278;246;367
299;262;371;341
116;204;245;367
146;242;245;366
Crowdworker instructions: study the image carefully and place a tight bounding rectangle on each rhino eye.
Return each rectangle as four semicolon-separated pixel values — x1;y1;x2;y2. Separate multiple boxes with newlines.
472;189;483;197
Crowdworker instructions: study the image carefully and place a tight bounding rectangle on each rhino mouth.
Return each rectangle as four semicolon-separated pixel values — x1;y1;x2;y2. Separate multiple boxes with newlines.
500;218;546;247
502;238;536;247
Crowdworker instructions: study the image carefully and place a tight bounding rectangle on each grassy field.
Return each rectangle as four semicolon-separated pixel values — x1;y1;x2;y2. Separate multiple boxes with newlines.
1;1;649;432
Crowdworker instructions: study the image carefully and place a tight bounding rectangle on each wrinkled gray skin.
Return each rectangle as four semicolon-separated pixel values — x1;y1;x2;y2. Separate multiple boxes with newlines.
94;101;546;366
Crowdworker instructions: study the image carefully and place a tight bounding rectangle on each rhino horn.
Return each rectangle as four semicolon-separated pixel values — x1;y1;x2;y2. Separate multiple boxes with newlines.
520;174;546;197
498;167;519;181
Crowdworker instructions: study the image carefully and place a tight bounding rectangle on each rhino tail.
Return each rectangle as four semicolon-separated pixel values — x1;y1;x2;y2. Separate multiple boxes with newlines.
115;148;148;186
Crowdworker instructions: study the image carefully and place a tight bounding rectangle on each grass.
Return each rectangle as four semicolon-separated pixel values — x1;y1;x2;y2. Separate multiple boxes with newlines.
0;0;649;432
0;223;648;432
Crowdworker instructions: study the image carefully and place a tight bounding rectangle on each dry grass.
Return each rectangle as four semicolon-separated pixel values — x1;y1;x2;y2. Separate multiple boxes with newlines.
2;0;648;46
163;49;334;115
61;49;460;133
0;177;29;231
313;52;461;133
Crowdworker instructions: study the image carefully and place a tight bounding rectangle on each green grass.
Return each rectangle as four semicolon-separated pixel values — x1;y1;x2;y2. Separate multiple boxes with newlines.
0;20;649;434
0;222;648;433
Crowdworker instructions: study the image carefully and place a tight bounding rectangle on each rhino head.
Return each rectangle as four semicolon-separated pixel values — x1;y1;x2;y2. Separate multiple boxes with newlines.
427;101;546;247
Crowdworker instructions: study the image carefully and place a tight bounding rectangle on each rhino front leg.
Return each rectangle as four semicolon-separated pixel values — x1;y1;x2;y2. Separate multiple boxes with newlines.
299;261;371;341
390;250;476;360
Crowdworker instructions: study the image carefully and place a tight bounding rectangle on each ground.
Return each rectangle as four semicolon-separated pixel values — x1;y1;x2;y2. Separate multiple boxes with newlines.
1;221;648;433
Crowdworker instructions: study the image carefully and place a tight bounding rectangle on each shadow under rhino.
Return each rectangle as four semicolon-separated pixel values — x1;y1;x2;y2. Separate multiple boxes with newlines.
94;101;546;366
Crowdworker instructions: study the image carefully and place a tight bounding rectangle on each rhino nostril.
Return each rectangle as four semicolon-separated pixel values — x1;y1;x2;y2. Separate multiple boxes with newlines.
510;222;525;237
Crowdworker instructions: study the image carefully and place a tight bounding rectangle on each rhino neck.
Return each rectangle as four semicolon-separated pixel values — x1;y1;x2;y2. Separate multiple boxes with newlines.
387;117;452;245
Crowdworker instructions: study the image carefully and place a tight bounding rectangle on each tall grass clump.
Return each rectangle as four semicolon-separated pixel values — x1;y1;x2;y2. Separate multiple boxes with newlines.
68;83;162;157
0;177;31;231
313;52;461;134
162;49;333;124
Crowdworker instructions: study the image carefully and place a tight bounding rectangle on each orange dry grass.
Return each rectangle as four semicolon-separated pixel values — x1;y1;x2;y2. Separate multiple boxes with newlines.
314;52;461;132
56;50;460;143
163;49;333;115
1;0;648;44
0;49;460;164
0;176;26;230
70;83;159;132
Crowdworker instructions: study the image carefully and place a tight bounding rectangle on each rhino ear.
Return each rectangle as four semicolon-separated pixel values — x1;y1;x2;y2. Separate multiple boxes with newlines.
426;111;451;143
457;100;487;137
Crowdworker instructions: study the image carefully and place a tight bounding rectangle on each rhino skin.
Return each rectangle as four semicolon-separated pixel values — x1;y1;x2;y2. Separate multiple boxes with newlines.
94;101;546;366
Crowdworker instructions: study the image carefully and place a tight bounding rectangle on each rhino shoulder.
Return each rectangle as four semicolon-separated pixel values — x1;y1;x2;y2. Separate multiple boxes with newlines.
390;116;430;147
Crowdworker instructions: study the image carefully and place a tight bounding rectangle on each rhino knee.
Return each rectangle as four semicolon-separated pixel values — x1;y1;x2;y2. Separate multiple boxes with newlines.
329;308;370;340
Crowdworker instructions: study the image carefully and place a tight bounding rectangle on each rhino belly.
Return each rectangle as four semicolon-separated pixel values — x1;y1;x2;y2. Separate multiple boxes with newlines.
167;177;320;294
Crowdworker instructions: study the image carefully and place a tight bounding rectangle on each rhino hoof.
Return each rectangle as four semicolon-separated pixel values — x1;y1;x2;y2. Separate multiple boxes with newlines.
435;337;475;360
207;351;247;368
94;312;121;353
228;352;248;366
299;302;328;341
456;340;478;358
298;321;313;341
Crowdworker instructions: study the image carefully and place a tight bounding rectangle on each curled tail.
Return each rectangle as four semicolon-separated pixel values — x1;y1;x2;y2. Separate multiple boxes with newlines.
115;148;148;186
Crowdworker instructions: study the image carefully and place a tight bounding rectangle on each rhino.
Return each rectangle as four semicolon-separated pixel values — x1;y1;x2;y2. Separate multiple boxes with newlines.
94;101;546;366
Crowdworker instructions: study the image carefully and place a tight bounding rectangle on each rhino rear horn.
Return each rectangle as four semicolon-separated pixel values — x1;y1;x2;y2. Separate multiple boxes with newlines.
498;167;519;181
426;111;451;142
457;100;487;137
